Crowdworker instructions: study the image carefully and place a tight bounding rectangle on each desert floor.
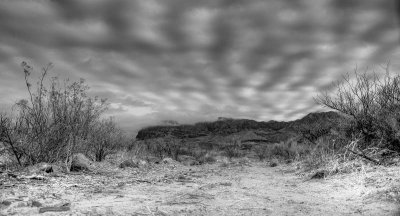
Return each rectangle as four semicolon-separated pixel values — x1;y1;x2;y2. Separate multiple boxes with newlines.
1;159;399;216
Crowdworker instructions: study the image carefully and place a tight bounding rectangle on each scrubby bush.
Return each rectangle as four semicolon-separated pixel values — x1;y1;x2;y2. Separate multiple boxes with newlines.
254;145;269;161
254;140;317;162
143;136;186;160
0;113;24;166
223;136;243;158
86;117;129;162
316;65;400;152
0;62;127;167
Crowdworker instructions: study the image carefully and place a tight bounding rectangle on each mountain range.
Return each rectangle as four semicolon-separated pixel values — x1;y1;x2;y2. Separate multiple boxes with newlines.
136;111;345;144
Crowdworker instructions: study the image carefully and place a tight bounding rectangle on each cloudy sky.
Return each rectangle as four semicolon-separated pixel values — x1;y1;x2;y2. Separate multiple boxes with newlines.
1;0;400;134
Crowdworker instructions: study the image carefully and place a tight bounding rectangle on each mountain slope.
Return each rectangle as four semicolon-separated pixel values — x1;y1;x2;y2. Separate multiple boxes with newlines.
136;111;345;143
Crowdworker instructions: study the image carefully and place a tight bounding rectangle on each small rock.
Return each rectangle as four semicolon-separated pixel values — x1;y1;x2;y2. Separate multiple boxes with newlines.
31;200;42;207
138;160;148;166
220;182;232;186
146;156;161;164
70;153;92;172
16;202;27;208
119;159;139;168
1;200;12;206
38;163;53;173
215;156;230;164
311;171;327;179
177;155;196;162
39;203;71;213
162;158;175;164
181;159;199;166
270;162;278;167
26;162;53;174
178;175;188;181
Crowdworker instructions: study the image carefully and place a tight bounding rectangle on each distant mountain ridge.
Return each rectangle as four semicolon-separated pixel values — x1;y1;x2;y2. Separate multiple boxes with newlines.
135;111;344;141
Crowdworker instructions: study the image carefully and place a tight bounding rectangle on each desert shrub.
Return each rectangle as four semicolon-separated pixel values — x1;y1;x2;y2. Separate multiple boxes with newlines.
268;142;297;160
254;145;269;161
316;65;400;152
297;136;378;176
164;137;185;160
0;62;130;167
143;136;186;160
128;140;148;157
86;117;128;162
254;140;316;162
223;136;243;158
300;147;366;176
144;138;167;159
300;142;337;172
0;113;25;166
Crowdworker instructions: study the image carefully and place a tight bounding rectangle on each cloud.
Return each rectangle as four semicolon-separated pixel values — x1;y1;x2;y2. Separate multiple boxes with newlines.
0;0;399;134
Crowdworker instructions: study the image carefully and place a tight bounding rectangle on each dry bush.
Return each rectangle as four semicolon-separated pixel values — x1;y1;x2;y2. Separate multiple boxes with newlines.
297;136;381;176
0;113;25;166
143;138;167;159
254;145;269;161
0;62;127;167
127;140;149;158
143;136;187;160
193;150;218;164
254;140;313;162
86;117;129;162
316;64;400;152
223;136;243;159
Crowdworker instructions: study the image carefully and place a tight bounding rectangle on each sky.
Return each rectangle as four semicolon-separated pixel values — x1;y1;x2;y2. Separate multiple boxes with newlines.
1;0;400;134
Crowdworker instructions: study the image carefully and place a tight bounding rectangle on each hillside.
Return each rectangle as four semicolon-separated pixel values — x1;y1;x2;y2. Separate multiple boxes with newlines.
135;111;345;143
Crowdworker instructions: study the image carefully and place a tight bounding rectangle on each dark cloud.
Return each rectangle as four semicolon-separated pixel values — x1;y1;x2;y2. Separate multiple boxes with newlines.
0;0;399;132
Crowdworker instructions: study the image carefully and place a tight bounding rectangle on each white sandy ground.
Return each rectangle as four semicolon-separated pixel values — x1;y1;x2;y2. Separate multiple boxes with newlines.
1;160;399;216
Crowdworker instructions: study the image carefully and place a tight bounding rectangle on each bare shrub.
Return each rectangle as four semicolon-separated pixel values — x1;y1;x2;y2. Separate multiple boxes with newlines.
0;113;24;166
223;136;243;159
0;62;130;167
254;145;269;161
191;150;217;164
164;136;184;160
316;64;400;152
254;139;316;163
144;138;167;159
128;140;148;158
86;117;128;162
13;62;108;165
144;136;185;160
297;136;380;176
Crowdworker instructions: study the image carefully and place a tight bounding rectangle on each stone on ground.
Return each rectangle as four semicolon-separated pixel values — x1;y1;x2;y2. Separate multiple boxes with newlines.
70;153;92;172
119;159;139;168
162;157;175;164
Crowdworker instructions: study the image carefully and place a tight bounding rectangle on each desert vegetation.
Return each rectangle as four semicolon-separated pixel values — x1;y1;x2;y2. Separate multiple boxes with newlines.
1;63;400;215
0;62;129;170
1;62;400;177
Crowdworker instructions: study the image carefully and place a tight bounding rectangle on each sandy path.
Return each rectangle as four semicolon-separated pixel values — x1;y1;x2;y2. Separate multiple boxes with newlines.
1;162;398;215
70;163;398;216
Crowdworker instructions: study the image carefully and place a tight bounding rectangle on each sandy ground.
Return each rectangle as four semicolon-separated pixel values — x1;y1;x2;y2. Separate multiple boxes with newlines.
1;159;399;216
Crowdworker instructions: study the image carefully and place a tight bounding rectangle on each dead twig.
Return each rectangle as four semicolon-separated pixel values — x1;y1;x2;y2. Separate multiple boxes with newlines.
346;148;381;165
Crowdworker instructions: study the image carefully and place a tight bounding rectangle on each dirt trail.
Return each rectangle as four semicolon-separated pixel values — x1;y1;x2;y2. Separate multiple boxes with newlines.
1;161;399;215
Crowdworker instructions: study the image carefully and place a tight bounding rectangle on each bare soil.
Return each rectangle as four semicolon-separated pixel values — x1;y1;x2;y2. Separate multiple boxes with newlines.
1;159;399;216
